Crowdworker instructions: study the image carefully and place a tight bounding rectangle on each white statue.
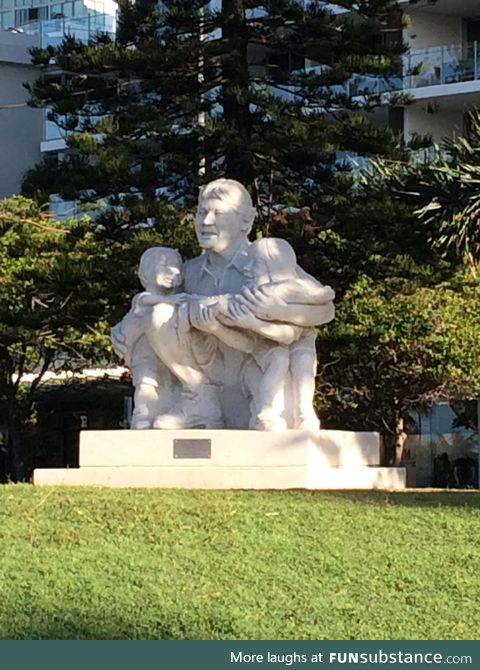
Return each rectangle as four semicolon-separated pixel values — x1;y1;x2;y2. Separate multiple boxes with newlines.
111;178;335;430
111;247;185;428
210;238;334;430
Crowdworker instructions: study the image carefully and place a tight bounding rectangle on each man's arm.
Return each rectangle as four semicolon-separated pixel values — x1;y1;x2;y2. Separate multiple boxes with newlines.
189;302;255;353
218;303;302;345
262;279;335;305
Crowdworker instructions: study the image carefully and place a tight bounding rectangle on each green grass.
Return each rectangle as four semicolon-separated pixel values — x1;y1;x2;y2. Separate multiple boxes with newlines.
0;486;479;639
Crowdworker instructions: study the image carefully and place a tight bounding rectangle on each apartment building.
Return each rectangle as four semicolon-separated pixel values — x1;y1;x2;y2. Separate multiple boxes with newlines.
402;0;480;144
0;0;115;30
2;1;480;197
0;30;42;197
0;0;116;198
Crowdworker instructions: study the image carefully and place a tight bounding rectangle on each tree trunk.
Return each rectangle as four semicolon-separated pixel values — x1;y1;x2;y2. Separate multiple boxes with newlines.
5;421;27;482
394;413;407;467
221;0;254;184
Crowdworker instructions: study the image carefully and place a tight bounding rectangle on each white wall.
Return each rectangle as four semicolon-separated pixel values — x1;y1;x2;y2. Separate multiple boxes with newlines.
0;30;38;64
0;61;42;197
404;102;463;143
404;11;463;50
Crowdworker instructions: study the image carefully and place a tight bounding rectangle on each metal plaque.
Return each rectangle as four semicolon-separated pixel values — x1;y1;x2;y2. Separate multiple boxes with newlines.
173;438;212;459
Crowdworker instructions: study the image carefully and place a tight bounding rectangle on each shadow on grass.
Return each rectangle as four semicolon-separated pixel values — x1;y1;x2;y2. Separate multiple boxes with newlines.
0;609;237;640
303;489;480;510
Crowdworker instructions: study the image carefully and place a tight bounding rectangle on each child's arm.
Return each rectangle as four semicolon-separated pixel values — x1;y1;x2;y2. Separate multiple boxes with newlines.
133;291;188;315
111;310;145;365
119;311;145;349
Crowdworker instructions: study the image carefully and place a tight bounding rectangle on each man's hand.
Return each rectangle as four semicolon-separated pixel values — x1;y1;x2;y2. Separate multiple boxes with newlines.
226;301;258;329
236;286;287;321
189;302;219;333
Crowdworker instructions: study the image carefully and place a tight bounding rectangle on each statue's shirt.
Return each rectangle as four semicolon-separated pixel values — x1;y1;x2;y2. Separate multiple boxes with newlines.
184;243;250;296
182;243;252;426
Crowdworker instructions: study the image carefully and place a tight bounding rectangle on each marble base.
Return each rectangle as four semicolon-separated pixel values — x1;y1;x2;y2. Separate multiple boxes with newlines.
78;429;380;467
33;429;406;490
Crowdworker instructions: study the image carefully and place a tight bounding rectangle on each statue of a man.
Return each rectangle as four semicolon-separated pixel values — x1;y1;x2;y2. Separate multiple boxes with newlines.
112;178;334;430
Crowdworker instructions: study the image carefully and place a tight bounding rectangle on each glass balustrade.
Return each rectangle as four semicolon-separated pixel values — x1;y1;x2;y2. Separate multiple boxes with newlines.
20;12;115;48
300;42;480;94
405;41;480;89
44;110;105;141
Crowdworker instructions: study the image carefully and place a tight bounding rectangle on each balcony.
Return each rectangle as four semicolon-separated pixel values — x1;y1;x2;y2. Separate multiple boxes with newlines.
20;13;116;49
289;64;403;100
404;42;480;90
297;42;480;98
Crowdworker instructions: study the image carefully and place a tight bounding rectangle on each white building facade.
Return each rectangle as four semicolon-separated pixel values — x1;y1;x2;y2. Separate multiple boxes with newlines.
0;0;116;198
0;30;42;197
0;0;115;30
402;0;480;144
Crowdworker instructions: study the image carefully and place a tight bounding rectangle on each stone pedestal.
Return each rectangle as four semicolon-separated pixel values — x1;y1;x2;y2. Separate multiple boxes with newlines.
33;429;406;490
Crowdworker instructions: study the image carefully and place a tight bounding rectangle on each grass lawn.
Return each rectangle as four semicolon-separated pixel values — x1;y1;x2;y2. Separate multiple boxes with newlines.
0;486;479;640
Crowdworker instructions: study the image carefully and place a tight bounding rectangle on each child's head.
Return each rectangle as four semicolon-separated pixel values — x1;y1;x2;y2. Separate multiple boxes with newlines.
244;238;297;285
138;247;183;291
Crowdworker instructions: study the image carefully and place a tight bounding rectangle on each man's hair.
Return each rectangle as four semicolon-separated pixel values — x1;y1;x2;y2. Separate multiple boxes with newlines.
250;237;297;282
138;247;183;287
198;178;256;233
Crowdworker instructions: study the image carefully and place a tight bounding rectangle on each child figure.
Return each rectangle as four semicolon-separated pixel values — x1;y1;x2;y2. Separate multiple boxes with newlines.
213;238;334;430
111;247;186;429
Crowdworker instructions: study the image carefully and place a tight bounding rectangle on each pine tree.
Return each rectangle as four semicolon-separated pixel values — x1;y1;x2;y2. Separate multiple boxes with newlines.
24;0;409;235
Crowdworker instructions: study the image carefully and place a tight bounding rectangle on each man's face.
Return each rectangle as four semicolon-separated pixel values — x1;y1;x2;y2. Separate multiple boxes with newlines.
195;197;246;254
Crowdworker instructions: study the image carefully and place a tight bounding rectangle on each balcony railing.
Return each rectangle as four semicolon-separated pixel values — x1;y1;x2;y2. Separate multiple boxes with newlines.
42;38;480;147
20;13;116;49
404;41;480;89
299;65;403;97
299;42;480;95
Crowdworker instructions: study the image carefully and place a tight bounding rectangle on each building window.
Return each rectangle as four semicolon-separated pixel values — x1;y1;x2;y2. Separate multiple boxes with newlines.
268;50;305;77
14;5;48;25
60;1;73;17
50;3;63;17
48;2;89;18
0;10;13;27
13;7;27;23
466;19;480;44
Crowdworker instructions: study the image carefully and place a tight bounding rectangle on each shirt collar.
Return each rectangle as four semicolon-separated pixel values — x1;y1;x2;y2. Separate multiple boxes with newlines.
200;239;251;279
